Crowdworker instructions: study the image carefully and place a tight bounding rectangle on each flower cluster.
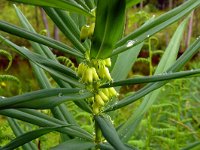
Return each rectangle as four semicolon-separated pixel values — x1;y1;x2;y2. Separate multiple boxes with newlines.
77;58;118;114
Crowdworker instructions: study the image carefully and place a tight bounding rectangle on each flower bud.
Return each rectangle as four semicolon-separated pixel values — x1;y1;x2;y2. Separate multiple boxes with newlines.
92;102;100;114
102;88;109;96
77;63;87;77
104;58;111;67
98;91;109;102
97;65;105;79
104;67;112;81
91;67;99;81
108;87;118;97
85;68;93;83
95;94;105;106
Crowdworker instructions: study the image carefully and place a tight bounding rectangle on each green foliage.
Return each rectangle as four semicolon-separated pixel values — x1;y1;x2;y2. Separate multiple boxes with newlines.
0;1;200;149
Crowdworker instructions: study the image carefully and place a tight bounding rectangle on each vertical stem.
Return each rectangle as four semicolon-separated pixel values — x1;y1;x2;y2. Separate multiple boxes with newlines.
185;11;194;48
35;7;39;30
95;119;101;144
54;25;59;41
169;0;173;10
140;0;143;10
148;38;153;76
40;8;50;37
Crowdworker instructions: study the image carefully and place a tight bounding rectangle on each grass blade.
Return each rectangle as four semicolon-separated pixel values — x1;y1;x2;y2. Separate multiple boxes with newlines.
112;0;200;56
181;141;200;150
90;0;126;59
9;0;92;16
51;138;96;150
0;21;84;58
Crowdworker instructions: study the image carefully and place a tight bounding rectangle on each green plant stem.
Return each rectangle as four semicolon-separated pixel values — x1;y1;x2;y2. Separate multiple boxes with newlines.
149;38;153;76
94;117;101;148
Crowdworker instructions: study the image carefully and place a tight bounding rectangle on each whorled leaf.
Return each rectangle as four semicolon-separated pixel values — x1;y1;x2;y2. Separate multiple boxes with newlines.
9;0;92;16
112;0;200;56
2;125;75;150
0;109;93;140
0;88;92;109
102;69;200;88
94;114;128;150
0;35;83;87
0;21;84;58
105;17;193;111
51;138;96;150
90;0;126;59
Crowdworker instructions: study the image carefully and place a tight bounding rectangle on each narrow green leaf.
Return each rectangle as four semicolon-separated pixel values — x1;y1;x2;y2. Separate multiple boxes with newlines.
110;43;143;91
7;118;38;150
116;18;199;142
51;138;96;150
0;88;92;109
14;5;80;129
0;109;93;140
0;21;84;58
110;19;152;91
9;0;92;16
84;0;95;10
2;125;73;150
126;0;141;8
91;0;126;58
0;36;84;87
43;8;86;53
105;17;190;111
14;5;55;59
54;9;81;40
112;0;200;56
102;69;200;87
74;0;90;12
99;143;115;150
181;141;200;150
94;115;128;150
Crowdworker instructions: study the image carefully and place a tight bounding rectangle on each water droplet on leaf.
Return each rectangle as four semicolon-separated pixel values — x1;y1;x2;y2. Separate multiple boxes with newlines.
126;40;136;48
58;93;63;97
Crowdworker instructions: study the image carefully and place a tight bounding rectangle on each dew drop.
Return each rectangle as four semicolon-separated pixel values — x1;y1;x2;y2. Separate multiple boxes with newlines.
126;40;136;48
0;96;6;100
79;89;85;94
58;93;63;97
114;102;118;105
147;35;150;38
